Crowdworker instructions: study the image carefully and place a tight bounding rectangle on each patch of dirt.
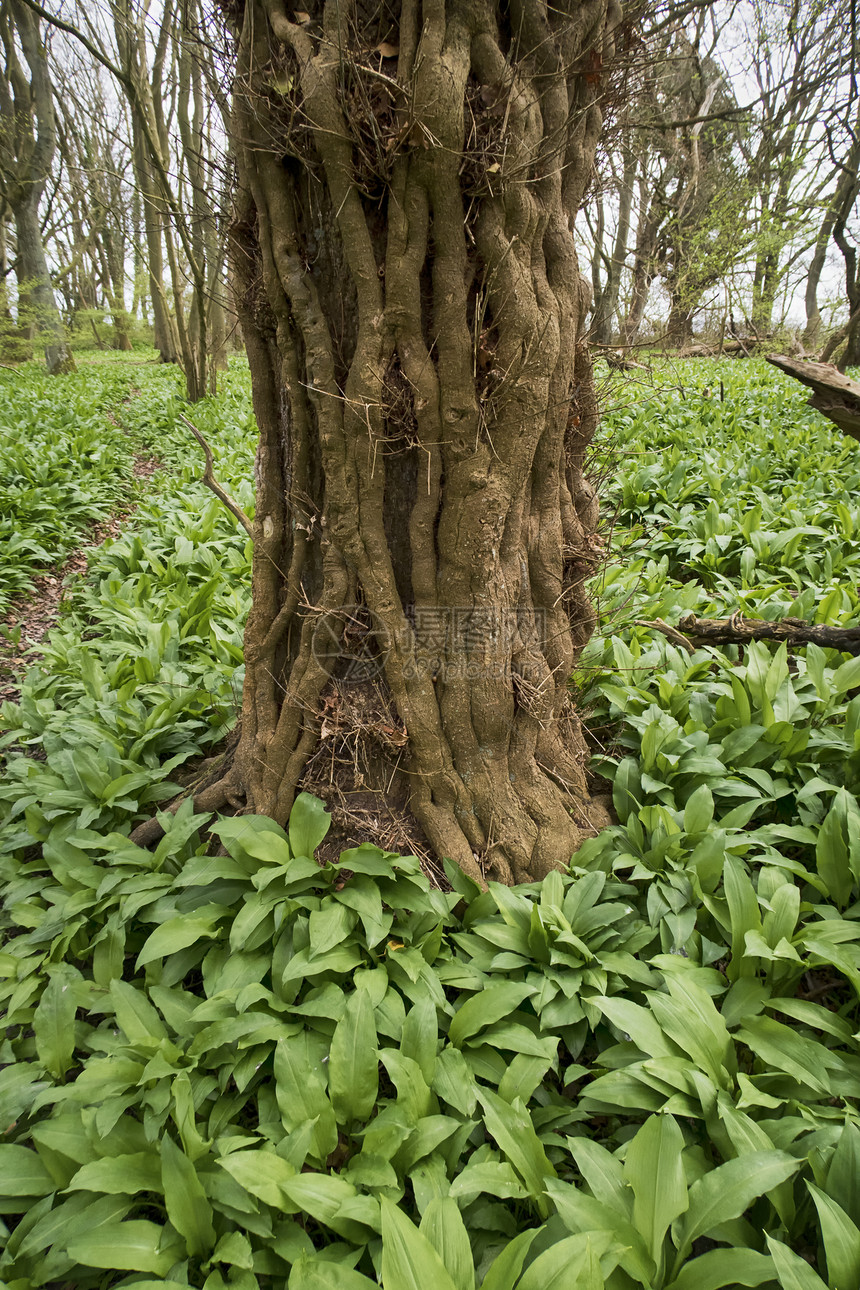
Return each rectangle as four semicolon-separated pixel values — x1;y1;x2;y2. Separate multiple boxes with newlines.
0;453;162;708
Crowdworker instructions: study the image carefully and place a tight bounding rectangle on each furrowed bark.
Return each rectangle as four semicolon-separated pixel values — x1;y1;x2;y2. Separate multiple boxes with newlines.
213;0;619;884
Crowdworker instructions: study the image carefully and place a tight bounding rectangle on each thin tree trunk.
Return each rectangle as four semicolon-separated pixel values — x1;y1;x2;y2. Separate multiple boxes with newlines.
592;145;634;345
13;193;74;374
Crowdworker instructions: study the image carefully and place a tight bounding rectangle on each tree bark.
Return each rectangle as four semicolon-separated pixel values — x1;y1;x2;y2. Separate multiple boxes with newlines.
766;353;860;440
0;0;74;375
212;0;619;885
675;612;860;657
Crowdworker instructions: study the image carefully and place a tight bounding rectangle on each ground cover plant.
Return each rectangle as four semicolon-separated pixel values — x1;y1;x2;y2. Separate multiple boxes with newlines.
0;360;140;617
1;356;860;1287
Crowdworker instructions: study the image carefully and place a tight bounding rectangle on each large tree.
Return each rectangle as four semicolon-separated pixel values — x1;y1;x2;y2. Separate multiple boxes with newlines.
201;0;620;884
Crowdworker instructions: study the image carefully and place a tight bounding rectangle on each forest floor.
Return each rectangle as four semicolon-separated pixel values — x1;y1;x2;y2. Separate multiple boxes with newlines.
0;350;859;1289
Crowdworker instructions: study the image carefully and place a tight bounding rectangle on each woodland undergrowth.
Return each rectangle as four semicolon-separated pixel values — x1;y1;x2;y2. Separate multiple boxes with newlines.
0;356;859;1288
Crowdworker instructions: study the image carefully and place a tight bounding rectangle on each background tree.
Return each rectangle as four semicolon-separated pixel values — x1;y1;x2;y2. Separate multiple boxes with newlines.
0;0;74;373
197;0;621;885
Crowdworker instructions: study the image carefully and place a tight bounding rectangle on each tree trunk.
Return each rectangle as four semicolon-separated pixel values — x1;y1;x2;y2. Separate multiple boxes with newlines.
591;145;634;346
13;193;74;374
211;0;619;885
666;296;695;347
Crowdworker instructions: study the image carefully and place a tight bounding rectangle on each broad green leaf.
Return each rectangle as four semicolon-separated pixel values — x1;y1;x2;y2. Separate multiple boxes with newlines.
0;1144;55;1196
136;908;222;968
735;1015;832;1094
807;1182;860;1290
592;995;679;1059
448;1161;527;1202
448;983;534;1047
289;791;332;858
478;1229;539;1290
517;1232;612;1290
649;978;733;1087
109;979;167;1045
826;1121;860;1228
380;1196;459;1290
477;1089;556;1216
566;1136;631;1217
161;1133;216;1258
34;967;77;1079
623;1114;688;1265
766;1236;829;1290
432;1046;478;1118
684;783;714;834
419;1197;474;1290
666;1248;775;1290
329;987;379;1126
401;995;438;1084
280;1172;369;1239
66;1152;162;1196
274;1033;338;1161
66;1220;179;1275
832;655;860;695
308;901;356;957
675;1152;801;1258
289;1254;378;1289
217;1147;296;1206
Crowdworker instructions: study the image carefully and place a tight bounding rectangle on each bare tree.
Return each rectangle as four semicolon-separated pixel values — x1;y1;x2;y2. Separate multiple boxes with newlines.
0;0;74;372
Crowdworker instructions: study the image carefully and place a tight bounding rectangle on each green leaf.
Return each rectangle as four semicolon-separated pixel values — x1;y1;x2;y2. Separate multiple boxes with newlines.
826;1121;860;1228
517;1233;612;1290
832;655;860;695
675;1152;801;1259
217;1147;297;1206
684;783;714;834
109;979;168;1045
401;995;438;1084
289;792;332;858
807;1182;860;1290
66;1220;179;1275
724;855;761;980
566;1136;631;1217
766;1236;829;1290
419;1197;474;1290
289;1255;378;1289
34;967;77;1079
623;1114;688;1266
448;983;534;1047
448;1161;527;1202
665;1248;775;1290
0;1144;55;1196
136;908;222;967
275;1033;339;1161
66;1152;162;1196
380;1196;459;1290
478;1229;539;1290
476;1088;556;1216
329;987;379;1126
735;1015;832;1094
161;1133;216;1258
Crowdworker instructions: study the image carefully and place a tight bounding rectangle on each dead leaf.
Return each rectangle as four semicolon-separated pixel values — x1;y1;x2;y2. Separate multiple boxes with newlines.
294;11;311;21
375;41;399;58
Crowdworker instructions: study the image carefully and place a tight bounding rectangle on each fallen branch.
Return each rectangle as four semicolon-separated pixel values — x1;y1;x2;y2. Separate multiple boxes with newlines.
676;611;860;656
180;413;254;537
766;354;860;442
635;618;696;655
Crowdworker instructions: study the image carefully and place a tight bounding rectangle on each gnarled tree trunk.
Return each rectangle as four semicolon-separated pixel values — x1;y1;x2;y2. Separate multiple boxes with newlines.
212;0;619;885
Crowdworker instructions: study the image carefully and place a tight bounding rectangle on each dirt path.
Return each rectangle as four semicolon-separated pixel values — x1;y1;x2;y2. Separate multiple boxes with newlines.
0;454;161;707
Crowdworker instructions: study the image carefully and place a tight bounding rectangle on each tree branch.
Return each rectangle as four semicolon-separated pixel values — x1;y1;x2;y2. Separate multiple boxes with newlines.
179;413;254;537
